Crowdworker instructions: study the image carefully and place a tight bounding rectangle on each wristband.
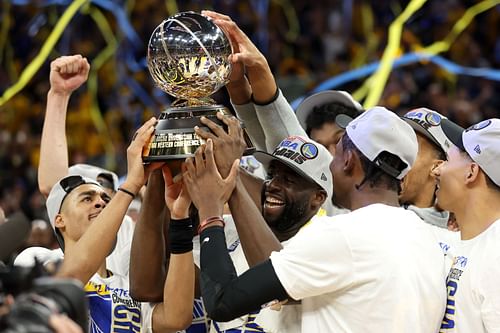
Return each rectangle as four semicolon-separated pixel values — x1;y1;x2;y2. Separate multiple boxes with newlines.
197;216;225;235
117;187;136;198
169;218;194;254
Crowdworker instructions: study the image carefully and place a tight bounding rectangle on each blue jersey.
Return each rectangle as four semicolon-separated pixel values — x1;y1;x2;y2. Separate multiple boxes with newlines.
85;273;152;333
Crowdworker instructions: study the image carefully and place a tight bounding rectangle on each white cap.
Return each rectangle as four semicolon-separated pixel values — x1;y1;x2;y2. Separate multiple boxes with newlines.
443;118;500;186
346;106;418;180
69;164;119;191
46;175;100;248
295;90;363;129
254;136;333;199
402;108;464;154
14;247;64;267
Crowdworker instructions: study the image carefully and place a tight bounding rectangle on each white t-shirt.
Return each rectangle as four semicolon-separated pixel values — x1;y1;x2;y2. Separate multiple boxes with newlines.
106;215;135;277
440;219;500;333
86;272;154;333
270;203;448;333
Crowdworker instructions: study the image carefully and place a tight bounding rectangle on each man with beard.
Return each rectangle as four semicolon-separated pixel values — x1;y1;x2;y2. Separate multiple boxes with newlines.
183;106;447;332
432;118;500;332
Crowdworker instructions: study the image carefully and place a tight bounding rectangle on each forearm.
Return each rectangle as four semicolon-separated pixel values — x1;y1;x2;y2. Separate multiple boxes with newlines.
228;178;282;267
238;168;264;209
130;170;168;301
200;227;287;322
246;59;277;104
152;251;194;332
232;102;267;151
57;191;132;283
38;90;71;196
226;77;252;105
254;90;307;152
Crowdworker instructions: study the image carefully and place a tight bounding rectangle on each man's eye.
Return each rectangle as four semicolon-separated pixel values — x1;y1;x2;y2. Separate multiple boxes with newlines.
83;197;91;202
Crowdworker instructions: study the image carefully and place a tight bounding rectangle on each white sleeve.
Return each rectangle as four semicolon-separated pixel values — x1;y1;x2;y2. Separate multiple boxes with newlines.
270;219;354;300
141;302;156;333
254;90;308;152
232;101;267;151
480;254;500;331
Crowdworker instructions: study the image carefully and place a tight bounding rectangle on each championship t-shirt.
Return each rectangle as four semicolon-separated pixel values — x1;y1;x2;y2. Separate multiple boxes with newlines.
440;220;500;332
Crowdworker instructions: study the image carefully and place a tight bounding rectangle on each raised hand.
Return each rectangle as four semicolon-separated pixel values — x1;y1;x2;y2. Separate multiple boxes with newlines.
49;55;90;95
123;117;162;194
182;139;239;219
194;111;246;177
162;164;191;219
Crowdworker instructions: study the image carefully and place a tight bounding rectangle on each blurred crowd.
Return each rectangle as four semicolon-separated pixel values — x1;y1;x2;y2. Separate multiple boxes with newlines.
0;0;499;252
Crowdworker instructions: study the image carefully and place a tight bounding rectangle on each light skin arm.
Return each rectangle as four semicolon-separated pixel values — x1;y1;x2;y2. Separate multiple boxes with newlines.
152;166;195;332
57;118;159;284
38;55;90;197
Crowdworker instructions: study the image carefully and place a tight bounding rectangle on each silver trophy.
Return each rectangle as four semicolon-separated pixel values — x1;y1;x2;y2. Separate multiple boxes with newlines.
144;11;252;161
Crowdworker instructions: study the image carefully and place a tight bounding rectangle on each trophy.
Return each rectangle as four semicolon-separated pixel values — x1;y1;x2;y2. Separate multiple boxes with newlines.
144;11;253;161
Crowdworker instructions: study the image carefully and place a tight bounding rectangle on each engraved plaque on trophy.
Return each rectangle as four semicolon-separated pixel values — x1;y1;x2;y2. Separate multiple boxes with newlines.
144;11;253;161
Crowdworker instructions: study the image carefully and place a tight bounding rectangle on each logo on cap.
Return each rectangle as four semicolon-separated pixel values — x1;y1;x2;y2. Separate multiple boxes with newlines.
301;143;318;159
467;119;491;132
425;112;442;126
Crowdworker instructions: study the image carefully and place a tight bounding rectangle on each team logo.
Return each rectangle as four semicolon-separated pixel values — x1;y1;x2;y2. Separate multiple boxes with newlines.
301;143;318;159
424;112;442;126
466;119;491;132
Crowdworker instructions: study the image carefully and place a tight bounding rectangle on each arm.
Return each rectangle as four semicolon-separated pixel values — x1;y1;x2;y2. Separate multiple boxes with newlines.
129;169;168;302
204;11;306;152
38;55;90;196
152;165;195;332
57;118;158;284
195;115;279;265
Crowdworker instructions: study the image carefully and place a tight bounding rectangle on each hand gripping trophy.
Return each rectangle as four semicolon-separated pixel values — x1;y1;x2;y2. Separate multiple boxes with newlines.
143;11;253;161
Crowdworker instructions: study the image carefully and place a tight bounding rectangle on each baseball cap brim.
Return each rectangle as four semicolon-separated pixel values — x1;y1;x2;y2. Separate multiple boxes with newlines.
254;151;319;189
295;91;363;129
441;119;465;151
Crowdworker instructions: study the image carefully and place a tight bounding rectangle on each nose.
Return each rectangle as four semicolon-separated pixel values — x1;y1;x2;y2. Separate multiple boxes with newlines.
94;196;108;209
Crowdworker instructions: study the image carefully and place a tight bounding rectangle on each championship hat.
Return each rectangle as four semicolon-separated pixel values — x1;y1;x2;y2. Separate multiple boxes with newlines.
343;106;418;180
254;136;333;199
442;118;500;186
295;90;363;129
46;175;101;249
402;108;464;154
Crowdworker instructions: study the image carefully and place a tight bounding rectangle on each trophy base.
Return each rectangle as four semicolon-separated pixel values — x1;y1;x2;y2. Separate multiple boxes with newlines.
143;105;254;162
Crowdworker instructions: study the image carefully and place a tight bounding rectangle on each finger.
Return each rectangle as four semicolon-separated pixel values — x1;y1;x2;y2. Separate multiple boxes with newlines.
194;125;216;141
184;157;196;179
201;10;232;21
162;165;173;186
194;144;205;174
200;116;226;138
145;161;164;174
205;139;218;173
225;158;240;184
217;111;239;137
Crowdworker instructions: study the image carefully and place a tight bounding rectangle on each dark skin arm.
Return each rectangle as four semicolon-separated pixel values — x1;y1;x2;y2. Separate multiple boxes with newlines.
195;116;282;267
129;169;168;302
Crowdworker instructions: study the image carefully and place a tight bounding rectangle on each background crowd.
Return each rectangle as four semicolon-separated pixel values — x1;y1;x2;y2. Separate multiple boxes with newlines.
0;0;499;253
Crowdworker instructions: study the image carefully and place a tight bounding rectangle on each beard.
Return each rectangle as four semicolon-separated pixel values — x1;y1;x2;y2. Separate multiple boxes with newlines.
261;187;310;232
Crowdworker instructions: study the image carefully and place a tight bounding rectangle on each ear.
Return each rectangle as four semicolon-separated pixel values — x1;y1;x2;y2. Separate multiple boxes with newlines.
310;189;327;211
464;163;480;185
343;149;356;175
430;159;445;177
54;214;66;231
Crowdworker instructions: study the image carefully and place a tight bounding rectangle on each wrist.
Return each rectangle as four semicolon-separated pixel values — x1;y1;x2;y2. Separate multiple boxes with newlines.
48;89;72;99
198;206;224;222
119;182;140;197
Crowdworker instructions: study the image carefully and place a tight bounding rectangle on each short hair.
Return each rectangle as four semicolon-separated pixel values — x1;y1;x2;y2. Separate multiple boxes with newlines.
305;104;361;136
341;134;403;194
459;150;500;192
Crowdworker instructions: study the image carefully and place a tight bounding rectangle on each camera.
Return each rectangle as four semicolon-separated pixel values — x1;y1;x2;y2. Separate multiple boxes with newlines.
0;264;88;333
